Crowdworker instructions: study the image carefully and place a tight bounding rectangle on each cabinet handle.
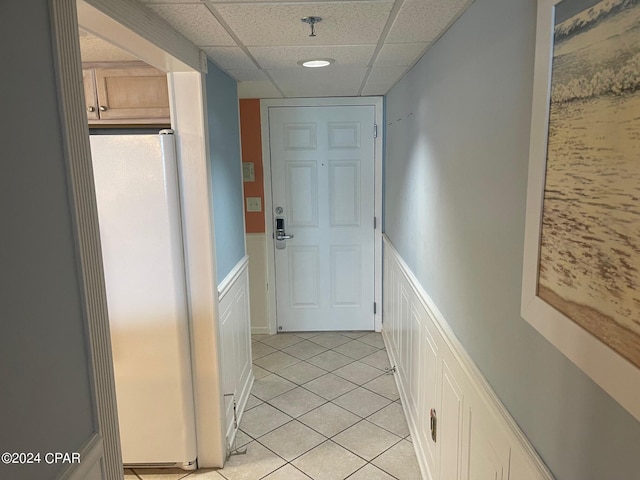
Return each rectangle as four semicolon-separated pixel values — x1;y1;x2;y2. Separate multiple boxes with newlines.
430;409;437;442
99;105;108;112
87;106;96;113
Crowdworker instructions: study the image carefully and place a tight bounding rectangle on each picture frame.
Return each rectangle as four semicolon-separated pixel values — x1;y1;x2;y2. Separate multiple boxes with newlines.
522;0;640;421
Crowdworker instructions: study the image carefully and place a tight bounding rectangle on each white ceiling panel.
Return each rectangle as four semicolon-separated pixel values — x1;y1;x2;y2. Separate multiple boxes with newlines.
367;66;407;84
238;81;283;99
148;3;236;46
201;46;258;70
212;2;394;47
386;0;470;44
249;45;376;70
268;66;367;97
110;0;476;98
362;82;394;96
375;42;428;67
227;69;270;82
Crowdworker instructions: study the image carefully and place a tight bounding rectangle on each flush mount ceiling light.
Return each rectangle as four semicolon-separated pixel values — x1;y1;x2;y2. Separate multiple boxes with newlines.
301;16;322;37
298;58;335;68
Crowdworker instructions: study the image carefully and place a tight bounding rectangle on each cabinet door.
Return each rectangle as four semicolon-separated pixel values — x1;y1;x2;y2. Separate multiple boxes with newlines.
82;69;99;121
94;67;170;121
440;361;463;480
467;416;508;480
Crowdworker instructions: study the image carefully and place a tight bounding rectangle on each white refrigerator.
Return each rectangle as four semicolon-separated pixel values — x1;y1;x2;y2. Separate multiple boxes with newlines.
90;131;197;470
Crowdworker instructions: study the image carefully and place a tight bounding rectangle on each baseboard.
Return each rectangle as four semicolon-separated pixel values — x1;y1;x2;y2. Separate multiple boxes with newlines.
382;235;554;480
251;326;270;335
226;372;254;454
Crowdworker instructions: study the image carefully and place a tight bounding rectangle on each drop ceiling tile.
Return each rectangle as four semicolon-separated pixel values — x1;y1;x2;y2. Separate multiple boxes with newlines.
227;69;269;82
238;81;282;99
361;83;393;96
268;66;367;98
147;3;235;46
368;66;407;84
249;45;376;70
375;42;429;67
386;0;470;44
202;46;257;70
213;2;394;46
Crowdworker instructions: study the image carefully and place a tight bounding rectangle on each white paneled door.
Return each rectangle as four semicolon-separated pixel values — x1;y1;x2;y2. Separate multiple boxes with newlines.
269;106;376;331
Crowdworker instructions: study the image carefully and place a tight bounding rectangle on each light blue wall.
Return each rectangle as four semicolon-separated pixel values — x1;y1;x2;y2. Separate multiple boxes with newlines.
383;0;640;478
0;3;96;479
205;61;246;282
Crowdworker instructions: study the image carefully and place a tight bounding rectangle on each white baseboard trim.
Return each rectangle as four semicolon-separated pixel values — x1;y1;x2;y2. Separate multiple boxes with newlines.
251;326;270;335
226;372;254;454
383;235;554;480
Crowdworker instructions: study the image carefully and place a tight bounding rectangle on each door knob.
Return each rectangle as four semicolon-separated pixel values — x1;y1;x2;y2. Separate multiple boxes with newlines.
99;105;108;112
87;106;96;113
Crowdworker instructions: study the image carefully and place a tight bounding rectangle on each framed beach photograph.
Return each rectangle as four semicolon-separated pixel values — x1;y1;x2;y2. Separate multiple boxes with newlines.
522;0;640;420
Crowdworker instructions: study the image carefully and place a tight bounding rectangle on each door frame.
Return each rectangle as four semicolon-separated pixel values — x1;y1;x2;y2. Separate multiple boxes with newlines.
50;0;227;475
260;97;384;334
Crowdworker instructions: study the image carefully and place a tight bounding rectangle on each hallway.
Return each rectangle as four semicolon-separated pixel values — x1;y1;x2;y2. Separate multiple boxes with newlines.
125;331;421;479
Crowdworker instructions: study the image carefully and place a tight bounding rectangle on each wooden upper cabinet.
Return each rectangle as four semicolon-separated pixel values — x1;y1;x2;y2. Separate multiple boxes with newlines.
83;64;170;126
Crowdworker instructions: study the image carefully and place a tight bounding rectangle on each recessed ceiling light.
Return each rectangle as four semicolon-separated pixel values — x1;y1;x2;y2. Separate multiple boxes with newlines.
298;58;335;68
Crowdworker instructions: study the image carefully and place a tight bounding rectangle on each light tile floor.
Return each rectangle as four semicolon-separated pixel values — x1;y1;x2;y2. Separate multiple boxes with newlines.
125;331;421;480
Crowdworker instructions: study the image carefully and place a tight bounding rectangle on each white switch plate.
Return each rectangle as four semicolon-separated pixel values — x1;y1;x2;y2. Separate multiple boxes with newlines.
246;197;262;212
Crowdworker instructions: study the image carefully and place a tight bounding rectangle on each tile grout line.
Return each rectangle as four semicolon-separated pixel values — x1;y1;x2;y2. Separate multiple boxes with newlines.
255;362;396;408
245;332;396;480
138;333;393;480
243;388;403;451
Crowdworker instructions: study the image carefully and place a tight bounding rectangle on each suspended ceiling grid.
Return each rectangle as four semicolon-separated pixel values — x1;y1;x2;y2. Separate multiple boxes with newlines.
110;0;474;98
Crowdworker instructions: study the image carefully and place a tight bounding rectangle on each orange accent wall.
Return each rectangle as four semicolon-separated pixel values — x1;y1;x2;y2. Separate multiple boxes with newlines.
239;99;265;233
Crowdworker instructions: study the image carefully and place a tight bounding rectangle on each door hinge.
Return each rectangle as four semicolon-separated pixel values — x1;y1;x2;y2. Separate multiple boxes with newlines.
374;302;377;314
374;216;377;229
374;124;378;138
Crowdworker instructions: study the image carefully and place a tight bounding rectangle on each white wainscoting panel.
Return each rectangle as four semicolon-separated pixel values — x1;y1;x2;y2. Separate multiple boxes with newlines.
218;256;254;454
383;236;554;480
246;234;270;334
59;434;105;480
